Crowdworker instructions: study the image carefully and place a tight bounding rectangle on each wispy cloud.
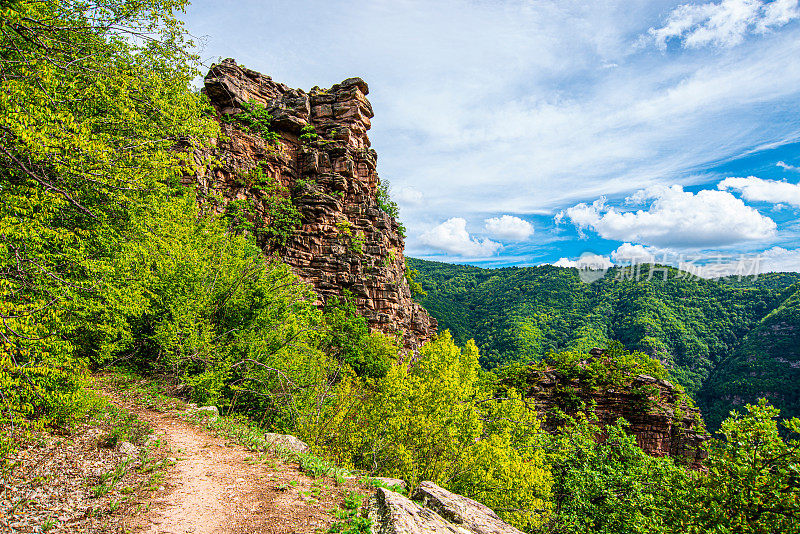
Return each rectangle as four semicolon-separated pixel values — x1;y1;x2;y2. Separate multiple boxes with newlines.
647;0;800;50
777;160;800;171
718;175;800;206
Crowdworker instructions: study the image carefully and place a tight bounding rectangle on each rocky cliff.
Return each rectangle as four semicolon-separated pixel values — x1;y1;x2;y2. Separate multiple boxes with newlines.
190;59;436;350
505;356;709;466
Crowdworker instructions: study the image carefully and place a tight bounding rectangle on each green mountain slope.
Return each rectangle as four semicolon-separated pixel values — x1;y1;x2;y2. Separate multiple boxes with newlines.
409;258;800;423
699;283;800;429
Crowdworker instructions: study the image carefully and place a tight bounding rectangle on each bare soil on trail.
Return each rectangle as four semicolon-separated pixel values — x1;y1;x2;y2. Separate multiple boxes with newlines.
1;384;364;534
122;403;359;534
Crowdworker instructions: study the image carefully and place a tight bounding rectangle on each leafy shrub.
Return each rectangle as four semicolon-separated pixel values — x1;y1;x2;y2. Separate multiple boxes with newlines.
404;266;426;297
299;124;318;144
545;341;667;388
376;180;398;218
329;490;371;534
317;332;552;530
225;198;258;234
670;400;800;534
95;405;151;448
375;180;406;237
0;346;97;468
222;100;280;144
226;163;302;246
322;294;397;379
541;415;687;534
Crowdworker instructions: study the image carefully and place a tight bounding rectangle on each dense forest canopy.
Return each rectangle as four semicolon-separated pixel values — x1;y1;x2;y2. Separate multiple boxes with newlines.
409;258;800;429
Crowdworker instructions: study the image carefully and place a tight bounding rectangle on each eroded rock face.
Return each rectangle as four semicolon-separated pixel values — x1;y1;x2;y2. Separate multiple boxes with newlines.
193;59;436;350
367;483;523;534
412;482;525;534
514;364;708;466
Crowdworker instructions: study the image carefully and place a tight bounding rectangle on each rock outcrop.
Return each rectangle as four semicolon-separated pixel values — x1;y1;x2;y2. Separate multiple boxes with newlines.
263;433;309;454
192;59;436;350
367;482;523;534
510;362;708;466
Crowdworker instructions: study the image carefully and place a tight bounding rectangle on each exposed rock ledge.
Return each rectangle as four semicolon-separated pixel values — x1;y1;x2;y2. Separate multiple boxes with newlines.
367;481;523;534
193;59;437;350
511;359;709;466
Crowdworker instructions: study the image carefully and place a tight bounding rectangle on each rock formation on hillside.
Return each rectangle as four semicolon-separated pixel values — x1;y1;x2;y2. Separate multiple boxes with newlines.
367;481;524;534
190;59;436;349
508;362;709;466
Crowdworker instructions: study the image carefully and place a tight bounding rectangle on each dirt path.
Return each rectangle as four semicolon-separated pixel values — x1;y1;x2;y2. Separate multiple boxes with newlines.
125;407;354;534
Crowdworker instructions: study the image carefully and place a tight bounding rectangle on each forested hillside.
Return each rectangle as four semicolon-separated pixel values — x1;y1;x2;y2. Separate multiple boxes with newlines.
700;283;800;429
409;258;800;426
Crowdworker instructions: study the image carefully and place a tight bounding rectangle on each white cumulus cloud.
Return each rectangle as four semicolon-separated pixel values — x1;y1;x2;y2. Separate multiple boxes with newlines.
718;175;800;206
611;242;661;264
648;0;800;49
758;246;800;272
419;217;502;257
552;252;614;270
483;215;534;241
557;185;777;247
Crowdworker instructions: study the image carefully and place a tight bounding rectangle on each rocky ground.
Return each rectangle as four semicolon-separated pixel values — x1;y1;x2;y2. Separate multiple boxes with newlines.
1;399;172;532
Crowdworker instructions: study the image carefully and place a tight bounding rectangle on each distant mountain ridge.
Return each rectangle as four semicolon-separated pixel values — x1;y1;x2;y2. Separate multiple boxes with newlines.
408;258;800;429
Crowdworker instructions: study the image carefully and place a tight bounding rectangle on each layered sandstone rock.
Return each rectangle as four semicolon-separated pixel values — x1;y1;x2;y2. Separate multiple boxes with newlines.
367;482;523;534
192;59;436;350
510;359;708;466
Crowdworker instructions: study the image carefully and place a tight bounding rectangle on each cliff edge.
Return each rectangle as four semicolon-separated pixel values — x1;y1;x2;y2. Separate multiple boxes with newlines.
501;351;709;466
191;59;436;350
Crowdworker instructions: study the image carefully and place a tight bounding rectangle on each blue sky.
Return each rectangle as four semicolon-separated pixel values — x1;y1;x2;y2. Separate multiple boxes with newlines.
183;0;800;274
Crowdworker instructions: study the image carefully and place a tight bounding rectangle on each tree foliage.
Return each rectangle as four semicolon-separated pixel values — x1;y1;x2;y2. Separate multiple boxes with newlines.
670;401;800;533
0;0;216;454
541;415;688;534
317;332;552;530
408;258;800;428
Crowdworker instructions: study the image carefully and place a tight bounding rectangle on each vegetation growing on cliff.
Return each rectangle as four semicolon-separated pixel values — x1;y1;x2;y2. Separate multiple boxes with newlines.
376;179;406;237
227;162;303;246
220;100;280;144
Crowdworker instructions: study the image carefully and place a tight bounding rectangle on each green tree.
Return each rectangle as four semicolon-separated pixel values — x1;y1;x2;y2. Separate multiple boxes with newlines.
319;332;552;531
673;400;800;533
322;293;395;379
0;0;215;452
541;415;688;534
